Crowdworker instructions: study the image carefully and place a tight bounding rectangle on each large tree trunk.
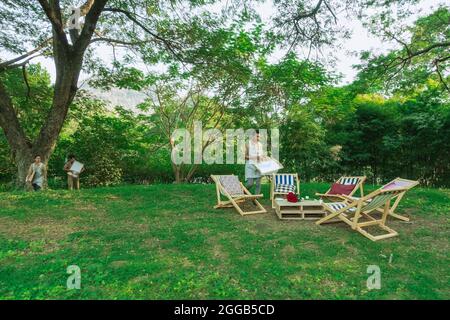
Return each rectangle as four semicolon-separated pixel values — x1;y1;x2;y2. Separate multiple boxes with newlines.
0;0;107;189
14;144;53;189
173;165;182;183
15;148;33;189
184;164;199;183
1;63;77;189
0;80;33;188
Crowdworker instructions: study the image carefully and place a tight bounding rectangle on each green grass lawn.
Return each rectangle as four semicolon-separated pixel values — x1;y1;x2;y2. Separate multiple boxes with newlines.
0;183;448;299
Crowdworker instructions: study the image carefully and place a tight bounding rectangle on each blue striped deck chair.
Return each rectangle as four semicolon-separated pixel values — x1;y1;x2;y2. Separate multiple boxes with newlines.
270;173;300;208
316;186;410;241
316;176;366;202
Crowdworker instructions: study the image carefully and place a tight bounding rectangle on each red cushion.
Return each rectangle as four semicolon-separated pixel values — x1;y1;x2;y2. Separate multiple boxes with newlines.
286;192;298;203
328;183;356;195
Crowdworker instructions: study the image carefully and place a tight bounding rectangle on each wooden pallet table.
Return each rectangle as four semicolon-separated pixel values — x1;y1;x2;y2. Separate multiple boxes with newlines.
274;198;326;220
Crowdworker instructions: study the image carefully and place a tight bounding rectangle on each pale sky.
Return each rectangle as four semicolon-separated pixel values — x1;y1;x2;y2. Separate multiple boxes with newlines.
25;0;446;87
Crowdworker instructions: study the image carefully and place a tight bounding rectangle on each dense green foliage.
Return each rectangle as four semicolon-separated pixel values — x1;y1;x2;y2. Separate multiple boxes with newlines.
1;67;449;187
0;183;448;299
314;83;450;186
1;4;449;188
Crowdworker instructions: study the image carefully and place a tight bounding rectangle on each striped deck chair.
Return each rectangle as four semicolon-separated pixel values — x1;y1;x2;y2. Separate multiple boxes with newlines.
211;175;267;216
316;176;366;202
316;186;410;241
270;173;300;208
350;177;419;222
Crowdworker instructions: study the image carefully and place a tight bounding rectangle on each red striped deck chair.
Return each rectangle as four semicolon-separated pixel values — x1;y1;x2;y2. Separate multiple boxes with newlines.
270;173;300;208
316;176;366;202
316;186;410;241
211;175;266;216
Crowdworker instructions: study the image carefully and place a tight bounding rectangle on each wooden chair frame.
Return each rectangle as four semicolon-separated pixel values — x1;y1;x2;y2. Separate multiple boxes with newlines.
378;177;419;221
270;173;300;208
316;176;366;202
347;177;419;222
211;175;267;216
316;187;408;241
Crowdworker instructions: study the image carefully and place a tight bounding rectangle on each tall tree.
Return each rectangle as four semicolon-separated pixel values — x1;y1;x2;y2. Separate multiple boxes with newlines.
140;80;230;183
0;0;108;186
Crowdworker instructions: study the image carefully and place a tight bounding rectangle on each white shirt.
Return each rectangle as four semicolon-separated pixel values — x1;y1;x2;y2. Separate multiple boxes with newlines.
31;163;45;187
247;140;264;165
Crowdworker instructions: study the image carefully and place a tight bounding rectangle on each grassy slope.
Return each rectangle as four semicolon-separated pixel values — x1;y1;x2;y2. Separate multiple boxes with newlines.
0;183;448;299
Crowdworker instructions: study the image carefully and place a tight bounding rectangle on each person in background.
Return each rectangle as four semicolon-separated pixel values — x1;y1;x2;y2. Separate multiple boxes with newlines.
245;129;266;195
64;154;84;190
26;155;46;191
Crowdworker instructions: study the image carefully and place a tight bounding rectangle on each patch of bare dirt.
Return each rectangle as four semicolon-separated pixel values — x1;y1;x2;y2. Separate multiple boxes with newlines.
211;243;229;261
110;260;128;268
0;216;87;241
281;244;296;257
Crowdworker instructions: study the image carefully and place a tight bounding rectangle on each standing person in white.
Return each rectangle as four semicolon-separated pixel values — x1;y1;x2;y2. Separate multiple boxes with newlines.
245;130;265;194
26;155;46;191
64;154;84;190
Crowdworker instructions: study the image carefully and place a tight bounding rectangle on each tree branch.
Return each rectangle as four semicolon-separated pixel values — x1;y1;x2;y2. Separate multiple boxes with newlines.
406;42;450;60
102;7;184;62
90;37;153;46
80;0;96;16
294;0;324;21
37;0;69;48
433;58;450;93
67;0;96;43
74;0;109;55
0;54;44;71
0;38;52;70
323;0;337;23
383;42;450;73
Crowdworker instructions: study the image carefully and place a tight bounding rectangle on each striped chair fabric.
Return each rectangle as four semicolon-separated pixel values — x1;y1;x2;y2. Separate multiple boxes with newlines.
382;179;416;190
275;174;296;186
361;192;397;212
327;202;356;212
327;191;399;213
338;177;361;185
